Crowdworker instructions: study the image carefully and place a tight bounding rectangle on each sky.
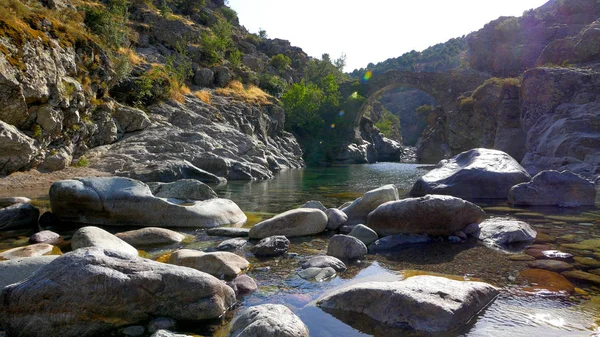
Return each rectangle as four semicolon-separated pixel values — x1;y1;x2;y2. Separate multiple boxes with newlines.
227;0;550;72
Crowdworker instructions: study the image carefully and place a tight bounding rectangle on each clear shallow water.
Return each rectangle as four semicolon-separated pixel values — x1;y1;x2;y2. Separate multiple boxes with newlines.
2;163;600;337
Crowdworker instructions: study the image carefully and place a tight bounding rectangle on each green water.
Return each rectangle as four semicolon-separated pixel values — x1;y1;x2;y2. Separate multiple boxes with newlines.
2;163;600;336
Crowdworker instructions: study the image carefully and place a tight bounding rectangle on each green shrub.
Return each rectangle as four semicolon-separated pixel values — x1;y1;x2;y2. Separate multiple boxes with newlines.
259;74;287;98
174;0;205;15
84;0;130;47
73;156;90;167
271;53;291;72
32;124;42;141
227;49;242;67
199;20;233;65
375;110;401;139
135;66;173;105
219;7;237;23
416;104;434;115
459;97;475;111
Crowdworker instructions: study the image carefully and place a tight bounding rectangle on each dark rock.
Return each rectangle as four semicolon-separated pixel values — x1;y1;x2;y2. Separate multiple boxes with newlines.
214;66;231;88
38;211;61;228
0;248;236;337
206;227;249;237
509;170;596;207
217;238;248;251
147;317;176;334
0;203;39;230
250;235;289;257
366;194;486;236
410;148;531;199
193;68;214;87
327;235;367;261
348;224;378;246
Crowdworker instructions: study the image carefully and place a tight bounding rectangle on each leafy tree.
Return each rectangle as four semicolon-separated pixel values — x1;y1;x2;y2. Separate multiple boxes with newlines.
258;28;267;39
375;109;401;139
282;81;325;138
174;0;205;15
270;54;291;71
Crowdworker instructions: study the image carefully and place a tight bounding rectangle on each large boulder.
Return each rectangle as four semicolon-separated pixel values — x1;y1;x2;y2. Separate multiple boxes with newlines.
410;148;531;199
248;208;327;239
229;304;309;337
341;185;399;226
477;218;537;248
508;170;597;207
72;226;139;258
50;177;246;227
327;234;367;261
366;194;486;236
317;275;499;332
0;121;39;175
0;202;39;230
147;179;218;201
167;249;249;279
0;248;236;337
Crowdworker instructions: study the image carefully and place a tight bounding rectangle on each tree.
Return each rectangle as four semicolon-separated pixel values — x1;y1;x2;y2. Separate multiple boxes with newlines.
281;82;324;137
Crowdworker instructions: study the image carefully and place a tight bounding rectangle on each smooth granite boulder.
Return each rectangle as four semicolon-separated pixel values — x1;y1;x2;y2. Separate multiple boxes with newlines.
229;304;309;337
410;148;531;199
72;226;139;258
341;185;399;226
167;249;249;279
508;170;597;207
325;208;347;230
327;235;367;261
0;256;58;289
50;177;246;227
249;208;327;239
348;224;378;246
367;194;486;236
29;230;60;244
115;227;186;247
317;275;499;332
0;248;236;337
147;179;218;201
477;218;537;248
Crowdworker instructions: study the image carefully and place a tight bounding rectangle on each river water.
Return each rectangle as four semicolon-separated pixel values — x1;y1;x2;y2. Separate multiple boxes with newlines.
2;163;600;337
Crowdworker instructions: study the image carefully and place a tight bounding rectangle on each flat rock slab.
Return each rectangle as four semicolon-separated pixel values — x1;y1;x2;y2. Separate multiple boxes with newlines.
0;243;58;260
249;208;327;239
317;275;499;332
0;248;235;337
367;194;486;236
230;304;309;337
509;170;596;207
410;148;531;199
50;177;246;228
297;267;336;282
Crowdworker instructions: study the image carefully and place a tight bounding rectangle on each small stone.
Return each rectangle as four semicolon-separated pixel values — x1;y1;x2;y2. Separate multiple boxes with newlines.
541;250;573;260
574;257;600;268
227;274;258;297
250;236;290;257
561;270;600;285
217;238;248;251
122;325;145;336
508;254;536;261
301;256;346;272
29;230;60;244
368;234;432;252
327;235;367;261
527;260;574;272
301;200;327;212
524;248;545;259
454;231;468;240
348;224;378;246
463;223;481;236
448;236;461;243
148;317;176;334
150;330;193;337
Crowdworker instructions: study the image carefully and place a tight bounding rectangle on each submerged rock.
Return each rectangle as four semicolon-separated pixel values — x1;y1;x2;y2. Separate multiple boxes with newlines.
508;170;597;207
341;185;399;227
301;256;346;272
167;249;249;279
327;234;367;261
229;304;309;337
520;269;575;294
410;148;531;199
0;203;39;230
297;267;336;281
50;177;246;228
248;208;327;239
368;234;432;252
317;275;499;332
366;194;486;236
0;248;236;337
206;227;249;237
527;260;573;272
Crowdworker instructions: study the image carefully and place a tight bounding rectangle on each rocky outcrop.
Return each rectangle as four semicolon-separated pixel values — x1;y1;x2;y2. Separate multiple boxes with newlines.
317;275;499;332
508;170;597;207
229;304;309;337
520;67;600;178
248;208;327;239
415;107;451;163
50;177;246;227
366;194;486;236
536;19;600;66
0;248;236;337
0;121;40;175
410;148;531;199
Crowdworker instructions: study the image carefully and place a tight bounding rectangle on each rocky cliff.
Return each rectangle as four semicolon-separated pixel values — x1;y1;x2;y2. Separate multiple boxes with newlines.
0;0;306;181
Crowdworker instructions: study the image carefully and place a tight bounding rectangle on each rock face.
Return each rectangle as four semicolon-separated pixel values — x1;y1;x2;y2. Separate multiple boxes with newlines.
327;235;368;261
410;148;531;199
89;96;304;181
0;121;40;175
0;248;236;337
167;249;249;279
508;170;597;207
317;275;499;332
50;177;246;227
341;185;399;226
229;304;309;337
72;226;139;258
520;67;600;178
0;203;39;230
477;218;537;248
249;208;327;239
367;195;486;236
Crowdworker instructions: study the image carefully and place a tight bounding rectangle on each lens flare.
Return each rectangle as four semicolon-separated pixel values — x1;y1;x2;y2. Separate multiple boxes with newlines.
363;70;372;82
330;124;336;129
351;92;358;99
339;111;345;117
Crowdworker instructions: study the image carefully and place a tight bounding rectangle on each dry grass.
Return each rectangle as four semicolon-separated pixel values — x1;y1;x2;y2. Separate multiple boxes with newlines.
118;47;145;66
215;80;273;106
194;90;212;105
170;84;191;103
